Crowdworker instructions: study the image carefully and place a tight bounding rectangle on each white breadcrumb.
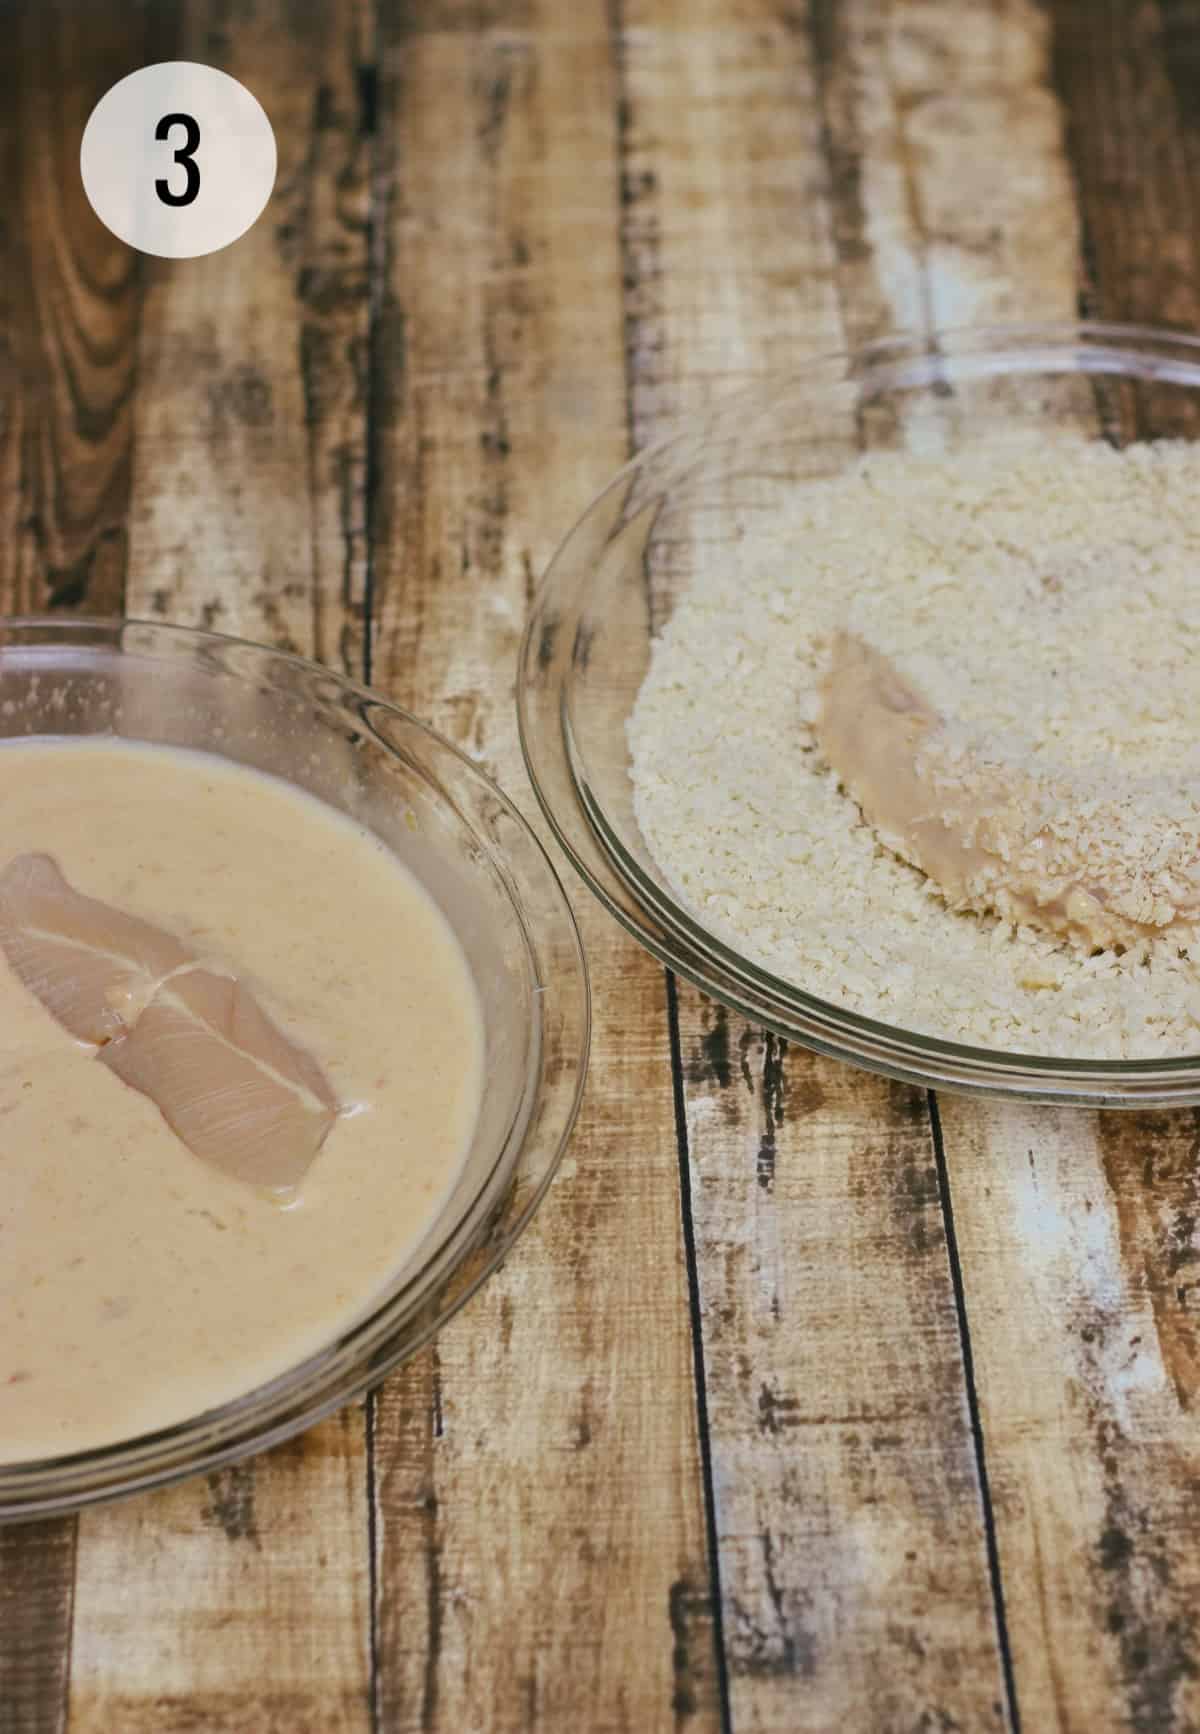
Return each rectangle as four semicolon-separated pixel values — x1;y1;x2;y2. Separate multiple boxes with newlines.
627;434;1200;1060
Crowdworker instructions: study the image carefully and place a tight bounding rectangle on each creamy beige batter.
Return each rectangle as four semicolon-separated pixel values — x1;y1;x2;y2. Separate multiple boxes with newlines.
0;739;484;1463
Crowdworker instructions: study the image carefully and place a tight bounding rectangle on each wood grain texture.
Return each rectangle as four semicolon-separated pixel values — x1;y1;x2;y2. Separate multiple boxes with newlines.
0;1520;76;1734
367;3;720;1728
679;1019;1008;1732
70;1416;371;1734
1048;0;1200;443
938;11;1200;1723
611;1;1034;1727
4;2;1200;1730
938;1101;1200;1734
869;2;1200;1731
60;5;376;1732
1052;0;1200;332
127;0;373;667
0;6;172;1729
614;0;839;440
814;0;1078;338
0;1;169;617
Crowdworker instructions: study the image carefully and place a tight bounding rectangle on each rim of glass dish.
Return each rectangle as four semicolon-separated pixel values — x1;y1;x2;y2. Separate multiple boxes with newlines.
0;616;591;1518
517;321;1200;1107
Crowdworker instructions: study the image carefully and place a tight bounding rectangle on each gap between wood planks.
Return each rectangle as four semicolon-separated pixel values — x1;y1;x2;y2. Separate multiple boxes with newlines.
607;0;1023;1727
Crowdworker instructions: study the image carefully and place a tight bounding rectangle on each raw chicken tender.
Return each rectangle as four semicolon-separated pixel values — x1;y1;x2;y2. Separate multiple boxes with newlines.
0;853;338;1190
816;632;1200;951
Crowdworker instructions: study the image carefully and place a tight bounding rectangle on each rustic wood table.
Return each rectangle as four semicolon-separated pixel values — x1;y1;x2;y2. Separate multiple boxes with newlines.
2;1;1198;1729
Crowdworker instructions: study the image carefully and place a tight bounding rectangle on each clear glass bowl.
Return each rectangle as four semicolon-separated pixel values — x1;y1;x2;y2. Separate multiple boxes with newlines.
0;618;589;1520
518;322;1200;1109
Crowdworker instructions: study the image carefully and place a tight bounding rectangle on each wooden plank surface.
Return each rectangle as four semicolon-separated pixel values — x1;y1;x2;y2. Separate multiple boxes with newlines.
930;8;1200;1732
4;1;1200;1731
6;4;377;1732
795;3;1200;1732
611;2;1023;1728
124;0;373;664
366;4;719;1728
0;1518;76;1734
0;1;165;620
939;1099;1200;1734
0;9;167;1731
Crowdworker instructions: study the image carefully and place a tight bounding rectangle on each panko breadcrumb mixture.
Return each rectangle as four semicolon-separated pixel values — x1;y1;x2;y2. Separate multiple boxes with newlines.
628;434;1200;1058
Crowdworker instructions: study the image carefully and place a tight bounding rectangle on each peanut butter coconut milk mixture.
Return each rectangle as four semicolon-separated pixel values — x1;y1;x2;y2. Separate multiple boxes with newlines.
0;739;483;1462
629;434;1200;1059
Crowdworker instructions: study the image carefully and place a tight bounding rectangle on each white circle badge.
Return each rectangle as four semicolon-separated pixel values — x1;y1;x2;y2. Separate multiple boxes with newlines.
81;62;277;259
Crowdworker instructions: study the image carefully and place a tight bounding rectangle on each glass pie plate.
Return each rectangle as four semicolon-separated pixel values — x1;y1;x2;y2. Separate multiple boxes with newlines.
0;618;589;1520
518;321;1200;1109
